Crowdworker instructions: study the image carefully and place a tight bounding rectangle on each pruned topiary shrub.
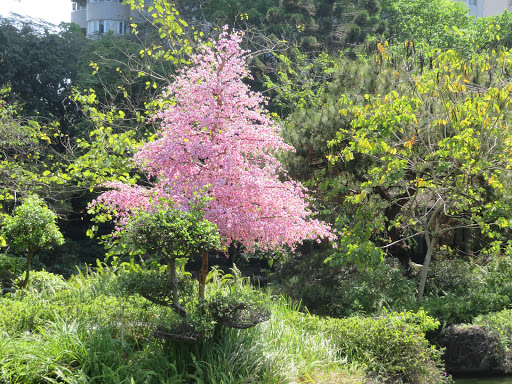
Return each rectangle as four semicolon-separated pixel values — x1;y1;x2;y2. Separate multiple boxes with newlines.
28;270;68;294
153;306;216;343
438;324;503;375
117;261;197;310
473;309;512;374
1;195;64;288
207;295;271;329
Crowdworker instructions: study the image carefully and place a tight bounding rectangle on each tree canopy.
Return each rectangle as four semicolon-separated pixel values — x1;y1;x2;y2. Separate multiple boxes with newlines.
91;30;332;253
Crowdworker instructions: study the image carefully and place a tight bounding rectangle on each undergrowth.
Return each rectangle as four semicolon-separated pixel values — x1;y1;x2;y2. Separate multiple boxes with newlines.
0;267;450;383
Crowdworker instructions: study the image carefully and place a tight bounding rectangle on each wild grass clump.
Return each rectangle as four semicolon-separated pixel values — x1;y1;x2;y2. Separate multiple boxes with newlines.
0;265;450;383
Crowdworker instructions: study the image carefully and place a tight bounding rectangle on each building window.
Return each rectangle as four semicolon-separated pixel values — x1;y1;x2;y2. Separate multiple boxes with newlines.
87;0;122;3
88;20;126;35
72;1;86;10
468;0;477;5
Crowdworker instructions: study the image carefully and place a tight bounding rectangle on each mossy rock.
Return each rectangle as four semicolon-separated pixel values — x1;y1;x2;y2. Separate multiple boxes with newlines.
439;324;506;375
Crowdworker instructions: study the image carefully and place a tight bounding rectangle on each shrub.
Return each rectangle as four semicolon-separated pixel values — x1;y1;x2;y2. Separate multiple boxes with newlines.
28;270;69;294
116;261;197;310
0;253;25;289
276;248;512;324
205;266;271;330
417;254;512;323
275;250;416;317
324;310;451;384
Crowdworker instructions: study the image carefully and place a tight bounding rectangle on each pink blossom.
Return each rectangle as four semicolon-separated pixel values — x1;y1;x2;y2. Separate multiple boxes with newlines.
91;30;333;252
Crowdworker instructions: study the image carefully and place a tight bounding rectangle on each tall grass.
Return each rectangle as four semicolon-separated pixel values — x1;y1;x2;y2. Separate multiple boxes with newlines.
0;267;448;383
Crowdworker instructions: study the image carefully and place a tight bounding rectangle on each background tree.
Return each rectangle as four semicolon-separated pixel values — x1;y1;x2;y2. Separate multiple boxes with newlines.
380;0;472;49
0;86;69;209
0;17;87;131
1;195;64;288
329;48;512;301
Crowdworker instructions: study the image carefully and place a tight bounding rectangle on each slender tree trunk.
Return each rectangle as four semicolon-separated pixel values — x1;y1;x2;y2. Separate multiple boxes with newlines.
167;257;186;317
417;202;442;303
20;249;34;289
198;250;209;302
416;232;439;303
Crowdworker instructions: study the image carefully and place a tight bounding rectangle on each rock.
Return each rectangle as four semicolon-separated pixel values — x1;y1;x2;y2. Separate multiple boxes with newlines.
438;324;509;375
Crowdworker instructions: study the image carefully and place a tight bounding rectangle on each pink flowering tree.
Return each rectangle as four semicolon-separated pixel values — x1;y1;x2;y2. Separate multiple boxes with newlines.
91;30;332;300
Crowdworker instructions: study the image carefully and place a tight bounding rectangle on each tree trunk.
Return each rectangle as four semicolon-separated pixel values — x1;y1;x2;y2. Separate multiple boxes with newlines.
167;257;186;317
198;250;209;302
417;202;442;303
20;249;34;289
416;231;439;303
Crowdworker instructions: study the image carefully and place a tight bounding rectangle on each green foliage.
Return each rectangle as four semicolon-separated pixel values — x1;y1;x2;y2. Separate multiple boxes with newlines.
0;86;68;208
0;265;456;383
472;10;512;51
380;0;472;49
196;0;384;52
474;308;512;365
116;260;197;308
68;0;194;196
275;250;415;317
417;251;512;323
275;245;512;324
2;195;64;255
201;0;277;29
0;268;368;383
0;17;87;122
0;254;24;280
2;195;64;288
28;270;69;293
117;200;222;260
206;267;271;329
327;47;512;285
324;310;450;383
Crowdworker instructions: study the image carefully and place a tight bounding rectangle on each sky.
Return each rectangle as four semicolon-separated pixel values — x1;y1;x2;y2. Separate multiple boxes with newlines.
0;0;71;25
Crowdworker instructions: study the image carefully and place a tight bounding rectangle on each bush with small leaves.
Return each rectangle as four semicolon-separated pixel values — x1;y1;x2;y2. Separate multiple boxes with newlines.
1;196;64;288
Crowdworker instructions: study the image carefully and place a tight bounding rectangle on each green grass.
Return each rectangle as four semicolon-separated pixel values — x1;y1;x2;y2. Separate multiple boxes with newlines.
0;267;450;383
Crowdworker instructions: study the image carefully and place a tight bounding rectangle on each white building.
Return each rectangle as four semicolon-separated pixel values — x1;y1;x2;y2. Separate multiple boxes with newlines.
71;0;150;37
456;0;512;18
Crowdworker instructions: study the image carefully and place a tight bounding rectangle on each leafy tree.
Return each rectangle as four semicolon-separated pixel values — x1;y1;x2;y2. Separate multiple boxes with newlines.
68;0;194;190
187;0;384;52
0;17;87;128
329;48;512;301
380;0;472;49
471;10;512;51
1;195;64;288
0;86;68;208
90;31;332;298
117;200;221;316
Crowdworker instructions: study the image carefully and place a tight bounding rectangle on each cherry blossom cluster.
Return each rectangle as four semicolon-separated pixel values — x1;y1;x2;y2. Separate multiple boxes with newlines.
91;30;333;252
